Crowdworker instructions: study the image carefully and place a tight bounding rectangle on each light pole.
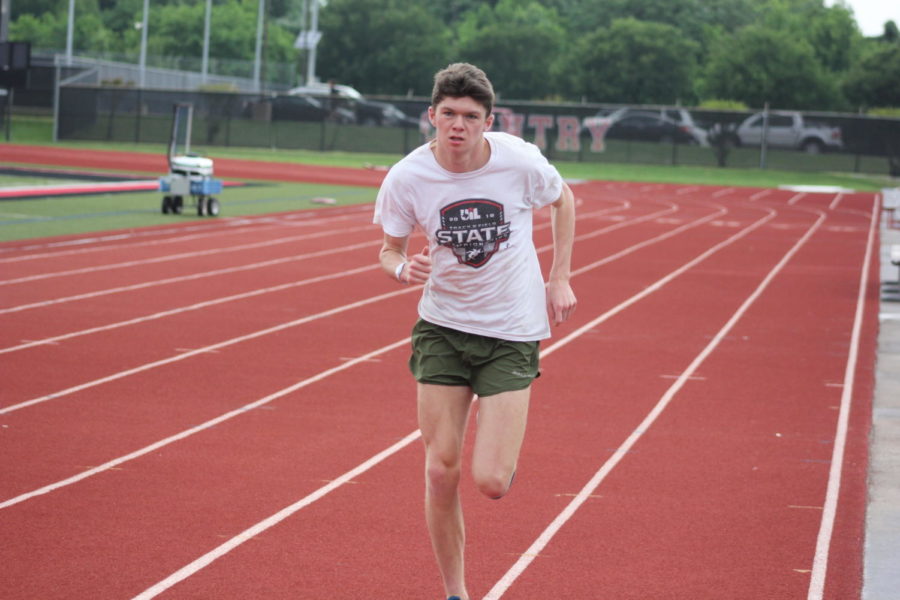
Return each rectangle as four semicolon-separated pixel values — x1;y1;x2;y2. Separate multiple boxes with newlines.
252;0;265;92
306;0;319;85
65;0;74;65
201;0;211;84
138;0;149;88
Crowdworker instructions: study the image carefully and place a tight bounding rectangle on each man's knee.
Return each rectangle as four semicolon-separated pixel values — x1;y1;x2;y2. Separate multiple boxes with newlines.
426;457;462;498
473;467;515;500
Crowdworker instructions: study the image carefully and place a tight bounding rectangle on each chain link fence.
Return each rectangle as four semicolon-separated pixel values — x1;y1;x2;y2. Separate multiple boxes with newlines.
54;85;899;177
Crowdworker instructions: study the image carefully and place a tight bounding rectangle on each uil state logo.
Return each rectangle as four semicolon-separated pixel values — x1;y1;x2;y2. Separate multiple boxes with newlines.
435;199;511;268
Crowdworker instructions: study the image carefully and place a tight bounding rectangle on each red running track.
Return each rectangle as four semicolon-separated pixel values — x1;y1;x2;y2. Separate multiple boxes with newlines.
0;171;879;599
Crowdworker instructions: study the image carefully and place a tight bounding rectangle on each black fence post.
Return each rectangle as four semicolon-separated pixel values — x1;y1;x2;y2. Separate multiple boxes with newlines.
3;87;10;141
135;88;142;143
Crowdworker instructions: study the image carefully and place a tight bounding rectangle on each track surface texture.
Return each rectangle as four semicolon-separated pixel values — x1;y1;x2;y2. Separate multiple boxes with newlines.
0;145;879;599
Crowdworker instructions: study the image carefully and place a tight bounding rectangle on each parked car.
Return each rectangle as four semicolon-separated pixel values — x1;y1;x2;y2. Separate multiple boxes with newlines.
261;94;356;124
287;82;415;127
582;107;708;146
356;100;420;128
731;111;843;153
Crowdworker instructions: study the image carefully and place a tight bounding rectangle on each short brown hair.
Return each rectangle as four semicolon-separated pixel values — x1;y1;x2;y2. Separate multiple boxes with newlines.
431;63;495;116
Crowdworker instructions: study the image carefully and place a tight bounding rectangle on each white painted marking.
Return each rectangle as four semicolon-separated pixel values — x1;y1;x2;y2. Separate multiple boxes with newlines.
0;239;381;315
130;428;422;600
807;197;878;600
0;205;375;262
0;337;412;510
0;224;377;286
126;200;777;598
0;286;417;415
484;209;825;599
0;265;378;354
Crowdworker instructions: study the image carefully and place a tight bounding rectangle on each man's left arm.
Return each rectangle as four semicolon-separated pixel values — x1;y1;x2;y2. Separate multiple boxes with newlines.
547;181;577;325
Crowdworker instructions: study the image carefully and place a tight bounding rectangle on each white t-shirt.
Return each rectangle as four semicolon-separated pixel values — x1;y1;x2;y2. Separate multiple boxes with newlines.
374;132;563;341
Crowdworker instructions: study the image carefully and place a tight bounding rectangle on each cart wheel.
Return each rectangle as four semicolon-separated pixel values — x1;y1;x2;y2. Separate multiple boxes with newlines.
207;197;220;217
197;196;207;216
162;196;172;214
173;196;184;214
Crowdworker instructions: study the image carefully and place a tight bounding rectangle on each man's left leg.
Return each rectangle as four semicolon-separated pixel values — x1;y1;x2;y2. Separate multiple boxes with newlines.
471;387;530;499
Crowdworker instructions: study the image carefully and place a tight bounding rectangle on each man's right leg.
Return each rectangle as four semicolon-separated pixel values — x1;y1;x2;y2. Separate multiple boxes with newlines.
418;382;475;600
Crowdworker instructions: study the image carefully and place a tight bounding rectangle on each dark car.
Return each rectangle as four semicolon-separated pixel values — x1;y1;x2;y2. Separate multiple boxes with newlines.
352;100;420;128
246;94;356;124
604;112;704;145
271;94;356;124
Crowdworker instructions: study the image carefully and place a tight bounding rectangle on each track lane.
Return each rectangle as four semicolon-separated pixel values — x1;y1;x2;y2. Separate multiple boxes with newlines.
480;200;875;599
119;196;828;599
0;196;701;405
1;184;877;599
1;201;733;509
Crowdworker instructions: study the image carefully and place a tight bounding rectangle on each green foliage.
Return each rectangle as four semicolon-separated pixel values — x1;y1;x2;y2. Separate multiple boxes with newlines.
869;107;900;117
843;44;900;109
571;18;699;104
454;0;566;100
701;25;839;109
807;4;860;72
9;13;67;49
699;99;749;110
316;0;451;95
8;0;898;111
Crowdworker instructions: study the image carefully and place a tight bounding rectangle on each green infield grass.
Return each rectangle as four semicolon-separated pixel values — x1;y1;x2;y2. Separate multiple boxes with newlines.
1;115;894;243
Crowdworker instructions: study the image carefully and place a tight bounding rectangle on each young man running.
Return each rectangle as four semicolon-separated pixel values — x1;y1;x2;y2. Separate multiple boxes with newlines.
374;62;576;600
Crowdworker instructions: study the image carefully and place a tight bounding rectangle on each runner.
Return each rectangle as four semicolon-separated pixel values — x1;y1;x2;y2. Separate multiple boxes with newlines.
374;62;577;600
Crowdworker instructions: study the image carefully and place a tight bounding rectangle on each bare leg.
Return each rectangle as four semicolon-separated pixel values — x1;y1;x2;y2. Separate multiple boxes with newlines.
471;387;530;499
418;383;475;600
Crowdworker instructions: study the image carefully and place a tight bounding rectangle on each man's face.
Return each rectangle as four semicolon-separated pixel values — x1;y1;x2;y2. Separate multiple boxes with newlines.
428;96;494;155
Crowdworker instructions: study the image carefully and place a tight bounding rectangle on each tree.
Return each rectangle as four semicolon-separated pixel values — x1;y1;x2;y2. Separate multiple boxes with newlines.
700;25;838;109
316;0;451;95
10;6;117;55
570;18;699;104
807;3;860;73
843;43;900;108
454;0;566;100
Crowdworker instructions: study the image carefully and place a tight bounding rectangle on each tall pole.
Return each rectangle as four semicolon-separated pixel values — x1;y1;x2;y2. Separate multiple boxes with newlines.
305;0;319;84
1;0;11;42
252;0;265;92
201;0;211;84
65;0;74;65
139;0;149;88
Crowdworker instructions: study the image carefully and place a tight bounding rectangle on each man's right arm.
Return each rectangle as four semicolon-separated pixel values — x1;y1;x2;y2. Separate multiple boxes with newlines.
379;234;432;284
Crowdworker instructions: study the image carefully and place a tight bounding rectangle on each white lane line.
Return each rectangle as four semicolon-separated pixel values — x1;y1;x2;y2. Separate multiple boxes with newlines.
0;205;376;263
0;239;381;315
0;200;635;346
0;223;378;286
483;208;823;600
0;201;711;412
828;193;844;211
2;196;744;506
0;285;417;415
807;197;878;600
0;264;379;354
0;213;363;264
123;204;777;598
0;201;629;315
0;338;412;510
130;428;424;600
